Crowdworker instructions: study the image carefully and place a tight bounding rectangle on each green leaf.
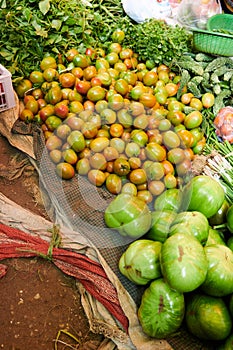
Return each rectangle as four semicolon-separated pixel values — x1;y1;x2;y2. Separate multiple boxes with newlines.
51;19;62;30
65;18;76;26
22;8;31;22
0;50;13;60
31;19;42;31
0;0;6;9
35;28;48;38
39;0;50;16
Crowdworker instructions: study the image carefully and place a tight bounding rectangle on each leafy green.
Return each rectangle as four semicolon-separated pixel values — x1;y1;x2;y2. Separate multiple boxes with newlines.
0;0;129;80
123;19;193;66
0;0;193;82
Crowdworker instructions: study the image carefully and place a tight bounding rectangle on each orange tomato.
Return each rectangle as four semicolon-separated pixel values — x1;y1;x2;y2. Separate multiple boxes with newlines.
56;163;75;180
139;93;157;108
165;83;178;97
109;123;124;138
189;97;203;111
177;129;195;148
161;160;175;175
88;169;106;186
148;180;165;196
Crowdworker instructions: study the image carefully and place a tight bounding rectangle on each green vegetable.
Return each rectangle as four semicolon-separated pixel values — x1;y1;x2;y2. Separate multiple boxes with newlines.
205;227;226;246
211;72;220;84
225;57;233;68
230;294;233;317
177;69;190;100
214;66;230;77
169;211;209;245
175;59;204;76
223;70;233;81
104;193;152;238
209;200;230;226
190;76;203;85
213;89;231;115
118;239;162;285
195;53;213;62
202;244;233;297
230;74;233;91
123;19;192;66
227;237;233;251
187;81;201;97
146;210;177;243
160;232;208;293
202;147;233;205
153;188;183;212
181;175;225;218
218;334;233;350
138;278;185;338
213;83;221;95
185;293;232;341
205;57;229;73
0;0;130;79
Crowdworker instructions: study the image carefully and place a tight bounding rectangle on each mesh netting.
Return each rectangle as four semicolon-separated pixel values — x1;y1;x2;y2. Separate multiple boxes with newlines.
10;119;217;350
32;123;144;303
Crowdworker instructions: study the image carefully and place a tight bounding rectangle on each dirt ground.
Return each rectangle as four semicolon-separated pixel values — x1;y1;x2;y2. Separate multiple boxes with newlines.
0;133;105;350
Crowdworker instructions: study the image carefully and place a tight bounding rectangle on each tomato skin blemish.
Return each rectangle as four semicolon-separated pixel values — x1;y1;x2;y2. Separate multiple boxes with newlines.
178;245;184;262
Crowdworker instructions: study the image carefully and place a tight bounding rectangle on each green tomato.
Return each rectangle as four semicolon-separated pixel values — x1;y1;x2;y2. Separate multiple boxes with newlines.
185;293;232;341
104;193;152;238
169;211;209;245
44;85;62;105
118;239;162;285
202;244;233;297
138;278;185;338
67;130;86;153
227;236;233;251
206;227;226;247
130;129;148;147
112;29;125;43
218;334;233;350
209;199;230;226
181;175;225;218
45;115;62;131
146;210;177;243
153;188;183;212
160;233;208;293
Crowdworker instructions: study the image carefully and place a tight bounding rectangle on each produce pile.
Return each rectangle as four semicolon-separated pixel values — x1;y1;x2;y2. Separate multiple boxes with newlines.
2;0;233;348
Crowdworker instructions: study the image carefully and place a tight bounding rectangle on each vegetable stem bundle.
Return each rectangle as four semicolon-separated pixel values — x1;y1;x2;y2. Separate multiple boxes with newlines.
203;142;233;204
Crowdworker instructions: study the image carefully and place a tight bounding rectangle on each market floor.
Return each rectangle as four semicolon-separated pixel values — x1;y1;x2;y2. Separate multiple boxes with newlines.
0;133;105;350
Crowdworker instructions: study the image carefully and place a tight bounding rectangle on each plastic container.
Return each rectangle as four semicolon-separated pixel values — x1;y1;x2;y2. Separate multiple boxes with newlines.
192;28;233;56
0;64;16;112
207;13;233;32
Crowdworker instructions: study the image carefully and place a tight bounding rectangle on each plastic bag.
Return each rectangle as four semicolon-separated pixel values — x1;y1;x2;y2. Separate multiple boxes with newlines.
214;106;233;144
121;0;173;23
175;0;222;29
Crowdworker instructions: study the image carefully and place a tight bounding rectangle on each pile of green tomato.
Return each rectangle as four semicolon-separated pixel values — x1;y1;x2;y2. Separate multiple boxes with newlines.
104;174;233;347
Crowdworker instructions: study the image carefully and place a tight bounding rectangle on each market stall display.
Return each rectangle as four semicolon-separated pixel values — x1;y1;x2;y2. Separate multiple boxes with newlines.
1;0;233;349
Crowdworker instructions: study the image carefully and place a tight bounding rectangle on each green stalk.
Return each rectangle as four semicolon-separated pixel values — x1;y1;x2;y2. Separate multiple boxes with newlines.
202;150;233;204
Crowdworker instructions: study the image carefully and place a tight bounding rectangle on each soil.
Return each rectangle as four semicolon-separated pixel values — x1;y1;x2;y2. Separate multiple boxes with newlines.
0;133;105;350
